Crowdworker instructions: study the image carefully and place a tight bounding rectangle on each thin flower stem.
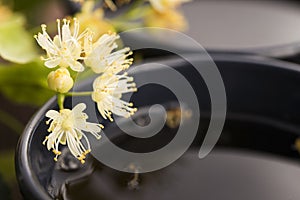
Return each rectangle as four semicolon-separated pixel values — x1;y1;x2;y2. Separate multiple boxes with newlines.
57;93;65;110
0;109;24;135
65;91;93;97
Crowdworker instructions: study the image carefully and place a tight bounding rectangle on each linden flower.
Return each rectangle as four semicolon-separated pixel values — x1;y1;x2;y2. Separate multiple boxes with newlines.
75;0;115;41
35;18;90;72
84;32;133;74
92;73;137;121
149;0;191;13
144;8;188;31
44;103;103;163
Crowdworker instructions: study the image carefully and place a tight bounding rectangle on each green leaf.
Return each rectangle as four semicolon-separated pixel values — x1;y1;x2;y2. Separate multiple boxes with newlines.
0;61;55;106
0;13;38;64
0;109;23;135
0;150;15;183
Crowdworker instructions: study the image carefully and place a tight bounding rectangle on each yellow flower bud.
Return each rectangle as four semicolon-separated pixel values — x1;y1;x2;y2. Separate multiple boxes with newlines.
47;68;74;93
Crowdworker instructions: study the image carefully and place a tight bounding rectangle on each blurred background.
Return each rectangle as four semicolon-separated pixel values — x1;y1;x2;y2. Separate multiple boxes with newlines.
2;0;300;199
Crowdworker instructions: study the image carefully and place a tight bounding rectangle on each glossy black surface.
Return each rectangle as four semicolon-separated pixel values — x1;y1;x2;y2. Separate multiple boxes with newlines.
16;54;300;199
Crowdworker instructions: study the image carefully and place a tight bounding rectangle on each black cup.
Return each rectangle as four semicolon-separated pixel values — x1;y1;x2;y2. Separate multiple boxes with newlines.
15;53;300;199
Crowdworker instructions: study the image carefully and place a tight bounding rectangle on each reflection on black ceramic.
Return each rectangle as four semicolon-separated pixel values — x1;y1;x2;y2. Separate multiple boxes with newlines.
16;54;300;200
52;117;300;200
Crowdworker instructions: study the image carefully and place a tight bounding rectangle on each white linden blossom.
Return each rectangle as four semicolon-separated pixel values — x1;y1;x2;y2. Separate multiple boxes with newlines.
84;32;133;74
92;73;137;121
43;103;103;163
34;18;90;72
149;0;191;12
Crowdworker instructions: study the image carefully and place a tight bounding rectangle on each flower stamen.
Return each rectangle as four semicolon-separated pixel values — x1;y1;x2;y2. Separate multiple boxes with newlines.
44;103;102;162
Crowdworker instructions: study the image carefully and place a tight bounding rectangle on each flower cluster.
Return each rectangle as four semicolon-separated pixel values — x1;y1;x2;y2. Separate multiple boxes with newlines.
74;1;115;41
71;0;191;32
35;18;137;163
146;0;191;31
